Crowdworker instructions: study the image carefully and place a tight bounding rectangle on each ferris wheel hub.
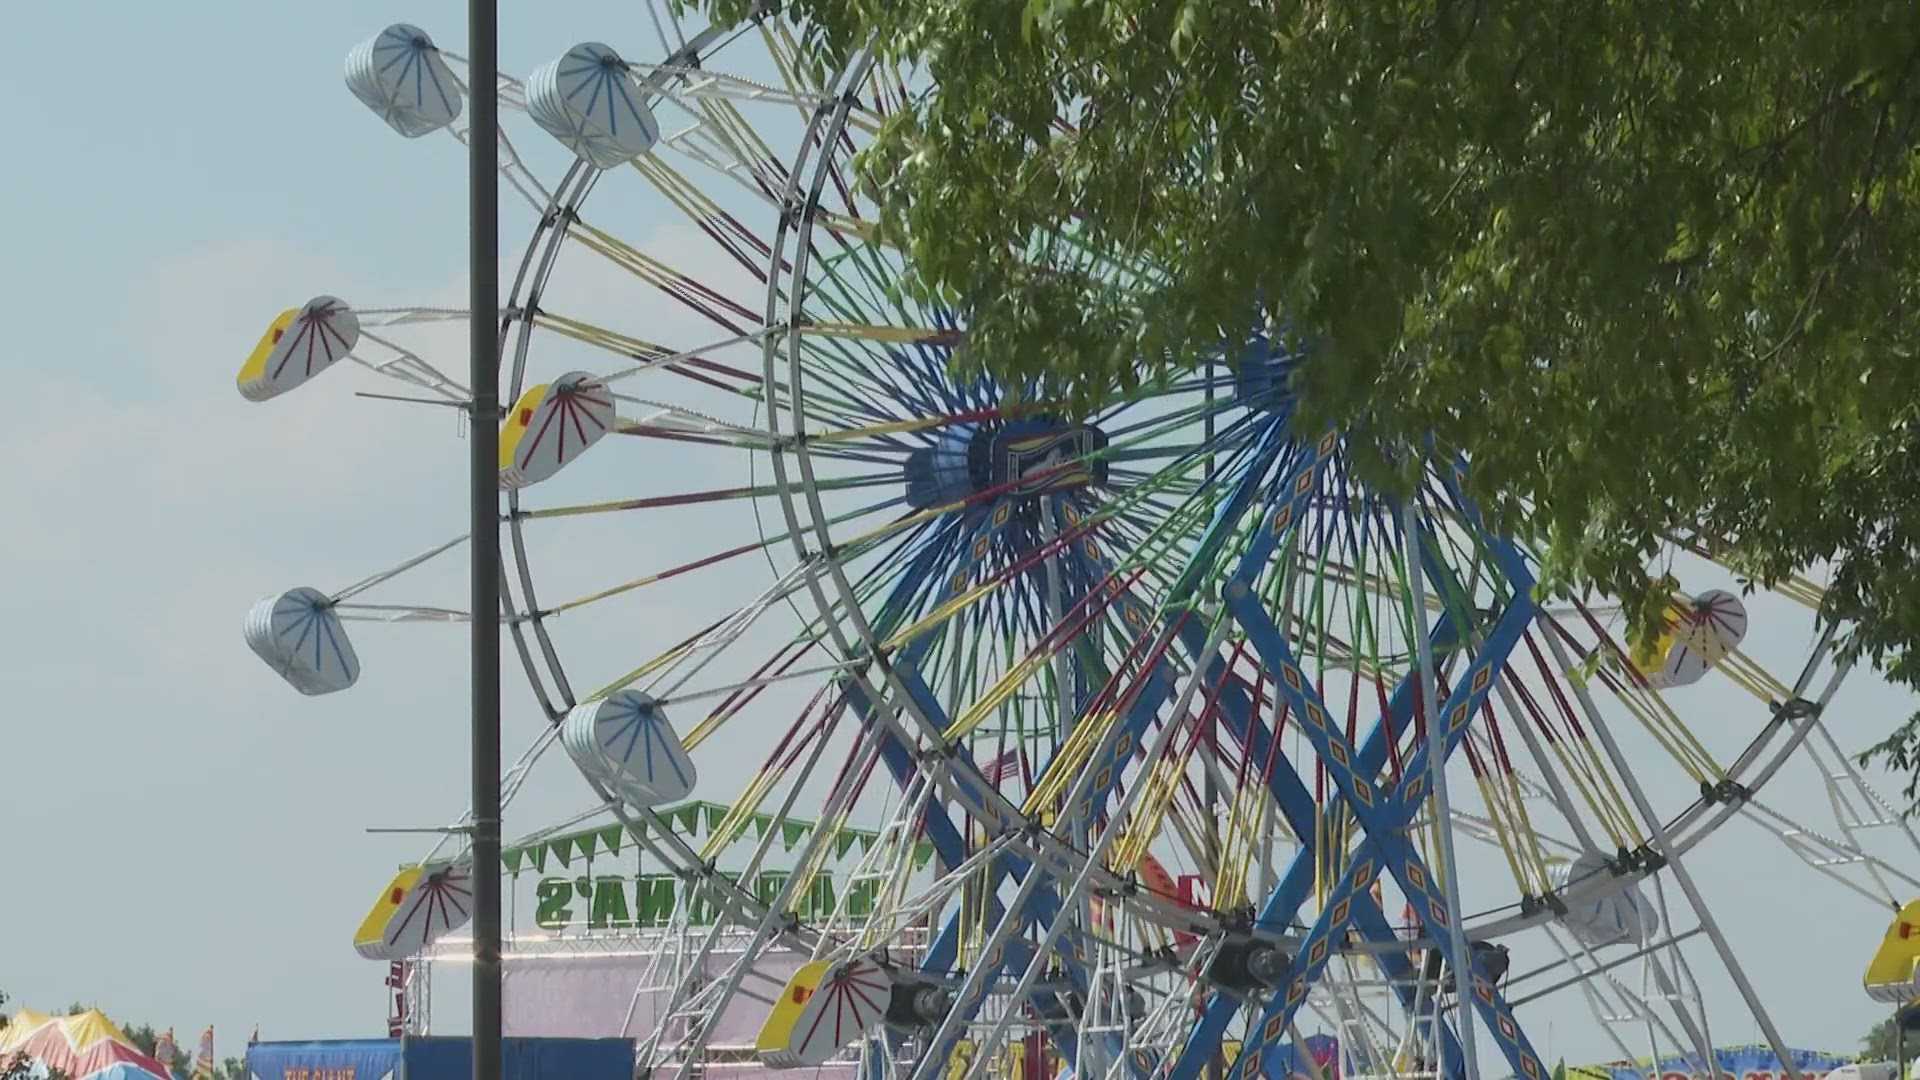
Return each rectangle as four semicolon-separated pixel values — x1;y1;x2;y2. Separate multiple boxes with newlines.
903;419;1110;509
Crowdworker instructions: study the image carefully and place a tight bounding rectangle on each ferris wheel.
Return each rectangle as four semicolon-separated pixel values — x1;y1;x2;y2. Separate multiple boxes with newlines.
235;7;1920;1080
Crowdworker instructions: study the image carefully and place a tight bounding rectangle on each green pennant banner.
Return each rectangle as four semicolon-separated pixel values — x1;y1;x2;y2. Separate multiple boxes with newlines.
674;804;701;833
501;802;901;880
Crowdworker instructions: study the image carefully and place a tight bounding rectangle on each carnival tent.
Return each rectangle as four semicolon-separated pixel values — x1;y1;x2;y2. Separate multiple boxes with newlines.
0;1008;175;1080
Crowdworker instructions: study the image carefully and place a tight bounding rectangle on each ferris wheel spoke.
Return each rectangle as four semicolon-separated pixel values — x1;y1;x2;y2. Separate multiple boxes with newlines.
631;154;786;281
778;323;977;430
539;498;889;619
518;472;896;524
564;218;761;335
529;311;761;391
661;104;799;208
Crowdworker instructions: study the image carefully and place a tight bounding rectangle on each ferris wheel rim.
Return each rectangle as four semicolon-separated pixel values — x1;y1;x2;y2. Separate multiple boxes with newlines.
501;14;771;728
486;8;865;971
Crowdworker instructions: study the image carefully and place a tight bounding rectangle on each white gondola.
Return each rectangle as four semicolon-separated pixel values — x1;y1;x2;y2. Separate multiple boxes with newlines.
345;24;462;138
1549;850;1659;950
244;586;360;695
1635;588;1750;690
561;690;696;809
498;371;616;490
759;956;890;1069
526;43;660;170
236;296;361;402
353;863;474;960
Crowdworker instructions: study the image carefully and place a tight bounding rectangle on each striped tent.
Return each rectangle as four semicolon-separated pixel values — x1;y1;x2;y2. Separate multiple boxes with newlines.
0;1008;175;1080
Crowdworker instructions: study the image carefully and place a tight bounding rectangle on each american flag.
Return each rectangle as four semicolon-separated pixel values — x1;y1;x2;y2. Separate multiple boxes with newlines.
980;747;1024;785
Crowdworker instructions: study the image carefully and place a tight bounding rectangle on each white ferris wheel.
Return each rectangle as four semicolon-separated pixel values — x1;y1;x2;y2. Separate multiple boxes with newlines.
235;7;1920;1080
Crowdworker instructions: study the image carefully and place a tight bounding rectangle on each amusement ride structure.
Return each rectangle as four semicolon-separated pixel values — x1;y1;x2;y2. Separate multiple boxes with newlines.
236;6;1920;1078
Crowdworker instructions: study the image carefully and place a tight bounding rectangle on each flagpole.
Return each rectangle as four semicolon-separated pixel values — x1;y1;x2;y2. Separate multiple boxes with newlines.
467;0;503;1078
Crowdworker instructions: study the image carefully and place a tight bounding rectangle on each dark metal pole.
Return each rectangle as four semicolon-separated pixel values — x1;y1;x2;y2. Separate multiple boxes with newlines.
468;1;502;1079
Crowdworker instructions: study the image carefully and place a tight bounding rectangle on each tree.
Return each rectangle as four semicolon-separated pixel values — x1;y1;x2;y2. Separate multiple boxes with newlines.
713;0;1920;783
1865;1013;1899;1062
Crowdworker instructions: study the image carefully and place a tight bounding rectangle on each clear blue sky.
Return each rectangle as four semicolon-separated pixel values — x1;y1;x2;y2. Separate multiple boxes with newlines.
0;1;1915;1071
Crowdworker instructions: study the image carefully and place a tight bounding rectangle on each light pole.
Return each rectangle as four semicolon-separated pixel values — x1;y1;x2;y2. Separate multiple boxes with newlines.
467;1;502;1078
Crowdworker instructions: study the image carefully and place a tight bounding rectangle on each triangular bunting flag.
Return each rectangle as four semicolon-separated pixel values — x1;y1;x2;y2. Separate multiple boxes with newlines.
704;805;726;833
913;842;936;869
550;839;572;868
835;831;859;859
752;814;771;838
503;848;525;875
599;824;625;856
782;821;808;851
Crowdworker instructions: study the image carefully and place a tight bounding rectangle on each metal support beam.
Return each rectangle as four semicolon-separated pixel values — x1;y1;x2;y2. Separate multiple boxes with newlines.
1540;630;1801;1080
1405;501;1481;1080
467;2;502;1079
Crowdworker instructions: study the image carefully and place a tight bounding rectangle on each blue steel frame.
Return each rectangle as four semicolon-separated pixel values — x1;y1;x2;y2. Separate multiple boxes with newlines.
881;417;1297;1078
833;398;1549;1080
835;499;1096;1069
1181;441;1547;1080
